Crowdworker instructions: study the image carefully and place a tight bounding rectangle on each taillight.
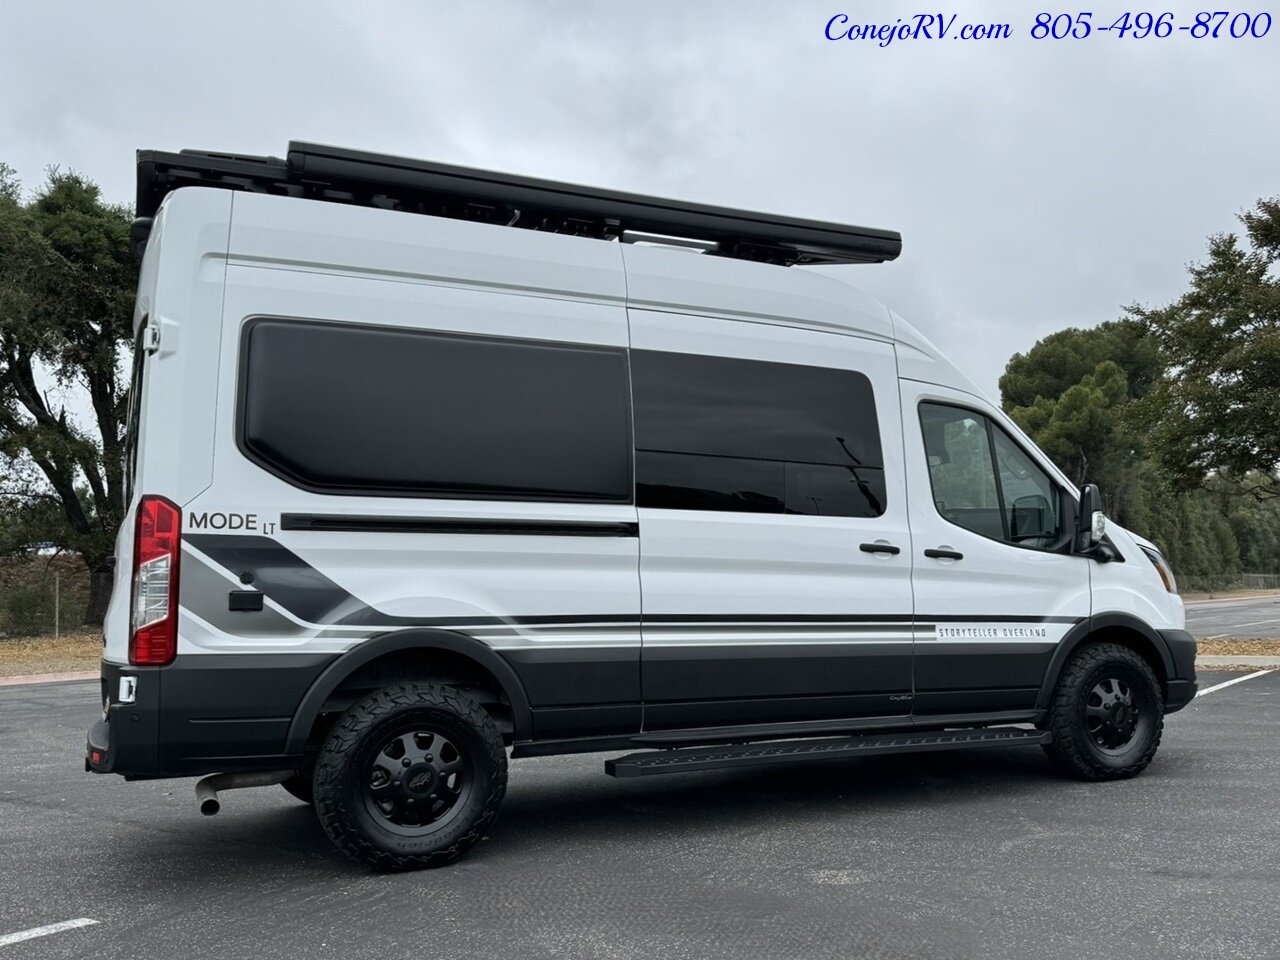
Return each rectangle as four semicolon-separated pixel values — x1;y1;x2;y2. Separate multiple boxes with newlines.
130;495;181;665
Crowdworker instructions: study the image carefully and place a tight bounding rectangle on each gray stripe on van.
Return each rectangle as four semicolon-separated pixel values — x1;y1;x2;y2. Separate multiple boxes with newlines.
182;533;1083;641
180;547;305;637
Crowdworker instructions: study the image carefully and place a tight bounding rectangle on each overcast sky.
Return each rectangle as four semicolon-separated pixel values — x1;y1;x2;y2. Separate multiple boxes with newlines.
4;0;1277;400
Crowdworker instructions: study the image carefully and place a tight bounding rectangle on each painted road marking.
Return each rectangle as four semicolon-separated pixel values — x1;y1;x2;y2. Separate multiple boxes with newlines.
1196;670;1275;698
0;918;98;948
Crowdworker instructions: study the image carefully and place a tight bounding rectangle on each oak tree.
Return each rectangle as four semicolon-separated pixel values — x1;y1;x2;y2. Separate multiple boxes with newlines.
0;164;136;625
1130;198;1280;499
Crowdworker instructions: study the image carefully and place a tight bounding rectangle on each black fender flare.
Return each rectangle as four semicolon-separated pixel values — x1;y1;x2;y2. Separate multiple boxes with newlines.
284;629;533;753
1034;612;1175;711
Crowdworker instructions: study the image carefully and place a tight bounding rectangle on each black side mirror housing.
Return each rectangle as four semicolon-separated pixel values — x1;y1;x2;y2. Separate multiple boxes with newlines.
1076;483;1106;551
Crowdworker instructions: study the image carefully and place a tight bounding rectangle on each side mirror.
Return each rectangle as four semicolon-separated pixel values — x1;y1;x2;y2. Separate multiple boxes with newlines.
1076;483;1106;549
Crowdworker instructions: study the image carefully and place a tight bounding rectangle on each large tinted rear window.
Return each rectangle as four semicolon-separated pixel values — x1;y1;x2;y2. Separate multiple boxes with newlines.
238;319;633;502
630;350;885;517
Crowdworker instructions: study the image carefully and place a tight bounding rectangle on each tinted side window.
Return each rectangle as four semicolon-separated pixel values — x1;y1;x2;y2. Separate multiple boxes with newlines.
992;427;1062;549
919;404;1002;539
239;319;633;502
919;402;1062;548
636;451;783;514
631;351;885;517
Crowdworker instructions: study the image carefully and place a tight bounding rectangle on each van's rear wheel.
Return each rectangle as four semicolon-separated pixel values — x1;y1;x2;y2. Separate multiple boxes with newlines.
1042;642;1163;781
312;682;507;870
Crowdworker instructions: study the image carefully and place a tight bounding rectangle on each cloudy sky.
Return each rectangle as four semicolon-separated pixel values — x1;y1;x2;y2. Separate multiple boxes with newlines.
4;0;1277;399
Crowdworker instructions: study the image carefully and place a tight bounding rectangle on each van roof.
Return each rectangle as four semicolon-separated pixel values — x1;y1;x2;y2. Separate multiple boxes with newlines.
134;140;902;268
147;182;984;401
141;153;985;404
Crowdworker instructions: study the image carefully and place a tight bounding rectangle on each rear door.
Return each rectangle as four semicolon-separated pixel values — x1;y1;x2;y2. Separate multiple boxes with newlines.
632;310;915;730
899;380;1091;717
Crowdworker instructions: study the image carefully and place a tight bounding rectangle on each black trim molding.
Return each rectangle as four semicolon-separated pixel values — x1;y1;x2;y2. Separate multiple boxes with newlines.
1034;612;1181;712
285;629;535;750
280;514;639;537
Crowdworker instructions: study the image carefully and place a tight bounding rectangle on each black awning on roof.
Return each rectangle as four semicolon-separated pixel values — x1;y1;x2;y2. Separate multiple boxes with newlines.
134;140;902;267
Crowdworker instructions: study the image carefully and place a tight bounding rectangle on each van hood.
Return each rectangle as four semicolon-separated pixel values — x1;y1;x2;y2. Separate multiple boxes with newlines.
1116;524;1159;555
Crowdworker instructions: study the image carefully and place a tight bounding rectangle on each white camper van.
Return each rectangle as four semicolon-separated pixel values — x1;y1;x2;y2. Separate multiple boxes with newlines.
87;142;1195;870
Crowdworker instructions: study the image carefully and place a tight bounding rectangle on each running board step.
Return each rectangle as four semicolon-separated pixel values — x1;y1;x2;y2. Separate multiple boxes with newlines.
604;728;1050;778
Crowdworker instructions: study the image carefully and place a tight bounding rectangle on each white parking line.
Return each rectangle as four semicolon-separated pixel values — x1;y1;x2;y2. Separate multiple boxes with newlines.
1197;670;1275;697
0;918;98;948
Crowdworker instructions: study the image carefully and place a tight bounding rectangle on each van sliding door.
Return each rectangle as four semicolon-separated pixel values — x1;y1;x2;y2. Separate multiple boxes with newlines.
631;310;915;730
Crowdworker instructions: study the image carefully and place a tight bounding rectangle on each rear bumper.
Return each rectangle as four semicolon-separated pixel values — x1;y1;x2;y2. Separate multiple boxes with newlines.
1159;628;1198;712
86;654;333;780
86;660;161;776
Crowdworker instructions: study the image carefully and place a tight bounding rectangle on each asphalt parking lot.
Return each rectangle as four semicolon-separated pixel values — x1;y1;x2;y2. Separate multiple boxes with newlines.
1;671;1277;960
1185;595;1280;638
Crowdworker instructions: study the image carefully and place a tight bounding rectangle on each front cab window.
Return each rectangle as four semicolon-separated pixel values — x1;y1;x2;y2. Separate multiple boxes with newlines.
920;402;1064;551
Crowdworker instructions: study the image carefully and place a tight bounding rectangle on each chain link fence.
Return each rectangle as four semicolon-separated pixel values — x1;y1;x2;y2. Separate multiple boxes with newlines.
0;553;92;638
1174;573;1280;594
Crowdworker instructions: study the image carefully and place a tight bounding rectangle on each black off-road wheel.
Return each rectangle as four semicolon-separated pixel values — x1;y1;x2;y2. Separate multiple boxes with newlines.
1042;642;1164;781
312;682;507;871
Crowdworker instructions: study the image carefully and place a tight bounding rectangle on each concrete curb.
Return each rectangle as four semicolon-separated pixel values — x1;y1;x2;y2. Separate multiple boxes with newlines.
1196;655;1280;668
0;670;98;688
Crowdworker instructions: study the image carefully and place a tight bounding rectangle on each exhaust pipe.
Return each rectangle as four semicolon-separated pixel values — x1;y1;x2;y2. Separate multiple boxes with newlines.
195;770;294;816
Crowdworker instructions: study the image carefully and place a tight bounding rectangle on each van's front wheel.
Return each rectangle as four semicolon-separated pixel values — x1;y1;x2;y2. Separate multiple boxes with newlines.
312;682;507;870
1042;642;1164;781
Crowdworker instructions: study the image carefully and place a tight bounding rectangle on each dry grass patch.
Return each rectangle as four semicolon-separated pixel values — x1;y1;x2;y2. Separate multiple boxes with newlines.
1196;637;1280;670
1196;638;1280;656
0;631;100;677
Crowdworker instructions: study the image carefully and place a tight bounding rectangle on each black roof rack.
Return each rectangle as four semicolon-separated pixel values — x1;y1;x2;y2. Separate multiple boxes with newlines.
133;141;901;267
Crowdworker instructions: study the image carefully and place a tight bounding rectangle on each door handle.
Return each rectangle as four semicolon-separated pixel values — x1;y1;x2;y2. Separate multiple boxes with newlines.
924;547;964;560
860;542;901;555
